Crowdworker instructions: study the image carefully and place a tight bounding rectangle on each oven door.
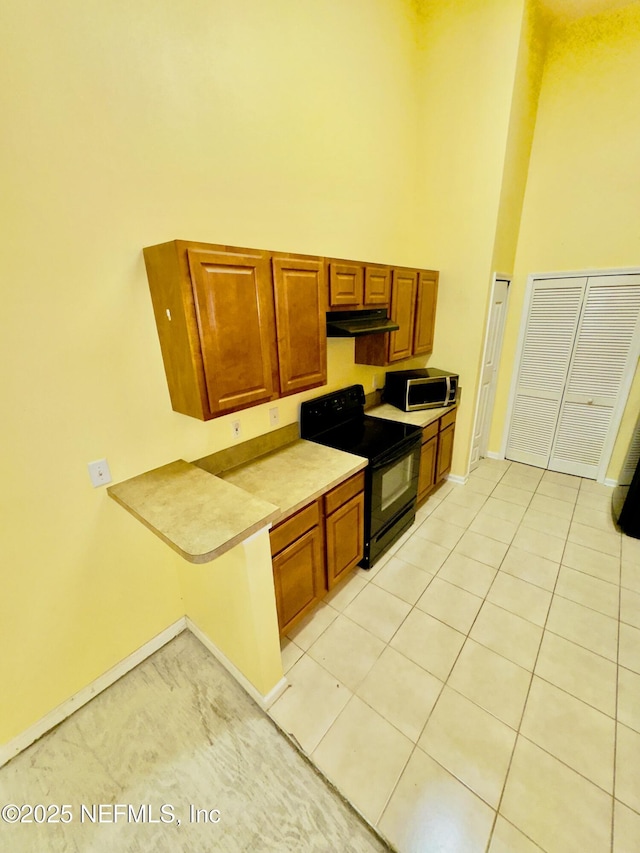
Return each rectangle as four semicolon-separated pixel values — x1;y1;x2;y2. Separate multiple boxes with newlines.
365;435;421;567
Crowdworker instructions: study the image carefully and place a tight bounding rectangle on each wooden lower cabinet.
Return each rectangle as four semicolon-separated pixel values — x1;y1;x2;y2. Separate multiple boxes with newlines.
417;409;457;504
270;501;325;636
417;427;438;503
437;423;455;481
272;527;325;636
325;491;365;589
270;472;365;634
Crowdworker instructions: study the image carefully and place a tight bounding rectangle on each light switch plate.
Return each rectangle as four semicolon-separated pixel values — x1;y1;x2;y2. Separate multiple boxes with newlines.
88;458;112;487
231;420;241;439
269;407;279;427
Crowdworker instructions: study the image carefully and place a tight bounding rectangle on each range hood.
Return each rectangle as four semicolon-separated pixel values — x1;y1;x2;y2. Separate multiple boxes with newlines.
326;309;400;337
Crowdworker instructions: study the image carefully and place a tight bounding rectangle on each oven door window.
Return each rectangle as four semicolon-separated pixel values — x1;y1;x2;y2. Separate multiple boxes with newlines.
381;455;414;512
370;442;421;537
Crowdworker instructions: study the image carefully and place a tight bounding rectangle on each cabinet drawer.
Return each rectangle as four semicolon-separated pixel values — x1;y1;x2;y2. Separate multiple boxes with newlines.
422;421;439;442
270;500;321;557
324;471;365;516
440;408;457;431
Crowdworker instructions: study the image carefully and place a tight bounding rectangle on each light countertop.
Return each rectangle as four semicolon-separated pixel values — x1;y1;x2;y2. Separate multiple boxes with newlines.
108;460;282;564
217;439;368;525
108;440;367;563
367;402;457;428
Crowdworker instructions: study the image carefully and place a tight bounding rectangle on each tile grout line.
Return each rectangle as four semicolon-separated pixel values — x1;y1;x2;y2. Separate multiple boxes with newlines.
611;534;623;853
280;462;629;850
483;467;576;853
347;468;509;836
475;462;545;853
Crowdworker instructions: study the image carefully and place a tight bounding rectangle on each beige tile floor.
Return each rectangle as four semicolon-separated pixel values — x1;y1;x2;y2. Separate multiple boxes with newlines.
269;458;640;853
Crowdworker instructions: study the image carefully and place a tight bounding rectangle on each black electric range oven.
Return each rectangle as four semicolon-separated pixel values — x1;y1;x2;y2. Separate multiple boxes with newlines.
300;385;422;568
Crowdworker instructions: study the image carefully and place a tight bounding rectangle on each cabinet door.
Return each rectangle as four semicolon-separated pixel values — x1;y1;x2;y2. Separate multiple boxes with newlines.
418;435;438;502
437;423;455;481
388;269;418;362
272;257;327;396
272;526;324;636
187;248;278;415
364;266;391;306
414;271;438;355
328;262;364;307
325;491;364;588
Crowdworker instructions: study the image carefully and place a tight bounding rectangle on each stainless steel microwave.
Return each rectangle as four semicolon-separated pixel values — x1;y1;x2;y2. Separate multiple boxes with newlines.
384;368;459;412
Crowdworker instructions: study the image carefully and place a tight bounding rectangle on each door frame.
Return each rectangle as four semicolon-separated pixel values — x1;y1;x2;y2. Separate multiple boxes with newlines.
469;272;511;470
501;266;640;483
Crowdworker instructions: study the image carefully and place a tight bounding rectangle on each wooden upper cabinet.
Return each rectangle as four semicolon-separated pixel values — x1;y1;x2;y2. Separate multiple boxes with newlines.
187;248;278;415
328;262;364;307
272;256;327;396
364;266;391;306
354;266;439;367
414;271;438;355
143;240;278;420
388;269;418;362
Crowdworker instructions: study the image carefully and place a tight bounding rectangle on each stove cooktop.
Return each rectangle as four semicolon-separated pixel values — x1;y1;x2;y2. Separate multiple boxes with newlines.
300;385;421;464
308;415;420;463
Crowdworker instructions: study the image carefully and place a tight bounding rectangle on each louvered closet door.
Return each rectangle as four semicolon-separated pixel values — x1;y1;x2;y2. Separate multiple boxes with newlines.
506;278;586;468
549;275;640;478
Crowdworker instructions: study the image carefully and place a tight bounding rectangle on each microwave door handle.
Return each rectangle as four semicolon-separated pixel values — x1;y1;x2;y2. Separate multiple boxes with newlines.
445;376;451;403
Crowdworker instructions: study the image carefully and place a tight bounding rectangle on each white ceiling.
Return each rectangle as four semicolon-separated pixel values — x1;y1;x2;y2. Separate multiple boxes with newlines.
540;0;637;23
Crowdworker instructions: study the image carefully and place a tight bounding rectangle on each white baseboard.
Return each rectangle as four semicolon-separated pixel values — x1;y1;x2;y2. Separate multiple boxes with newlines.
1;617;289;769
604;478;617;488
446;473;468;486
485;451;505;460
187;617;287;710
0;618;187;769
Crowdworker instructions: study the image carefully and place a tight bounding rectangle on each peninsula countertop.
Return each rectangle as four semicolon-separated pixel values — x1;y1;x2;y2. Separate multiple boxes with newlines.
108;438;367;563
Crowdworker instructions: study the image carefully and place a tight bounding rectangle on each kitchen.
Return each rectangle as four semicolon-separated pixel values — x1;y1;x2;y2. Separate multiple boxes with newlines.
2;0;640;851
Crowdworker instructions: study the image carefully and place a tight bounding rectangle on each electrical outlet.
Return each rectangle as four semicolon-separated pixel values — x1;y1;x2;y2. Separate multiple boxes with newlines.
269;407;279;427
88;458;112;488
231;420;241;439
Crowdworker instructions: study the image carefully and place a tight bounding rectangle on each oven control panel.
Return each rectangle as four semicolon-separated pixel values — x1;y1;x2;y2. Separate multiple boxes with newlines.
300;385;365;439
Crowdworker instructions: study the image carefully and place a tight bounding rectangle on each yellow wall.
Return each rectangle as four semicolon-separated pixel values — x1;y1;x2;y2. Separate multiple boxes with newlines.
6;0;637;750
0;0;423;745
414;0;526;474
179;530;283;697
491;1;640;474
491;0;550;276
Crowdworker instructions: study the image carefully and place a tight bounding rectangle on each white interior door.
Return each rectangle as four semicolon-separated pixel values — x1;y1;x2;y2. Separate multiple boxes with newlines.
549;274;640;478
506;278;586;468
470;278;509;468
